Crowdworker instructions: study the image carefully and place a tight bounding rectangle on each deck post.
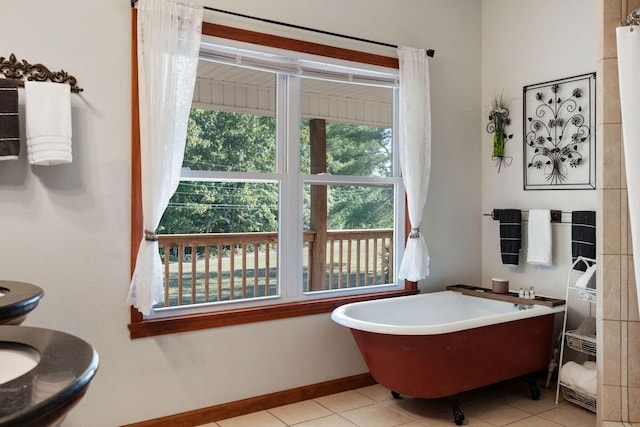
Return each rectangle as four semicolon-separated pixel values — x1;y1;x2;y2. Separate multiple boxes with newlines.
309;118;327;291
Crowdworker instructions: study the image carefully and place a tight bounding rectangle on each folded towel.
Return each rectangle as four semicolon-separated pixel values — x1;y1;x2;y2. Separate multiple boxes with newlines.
560;361;597;396
572;211;596;271
0;79;20;160
24;81;72;166
499;209;521;265
560;361;579;388
575;370;597;397
574;264;596;289
527;209;552;266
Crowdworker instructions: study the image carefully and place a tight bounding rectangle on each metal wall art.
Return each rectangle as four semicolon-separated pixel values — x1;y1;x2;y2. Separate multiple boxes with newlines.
523;73;595;190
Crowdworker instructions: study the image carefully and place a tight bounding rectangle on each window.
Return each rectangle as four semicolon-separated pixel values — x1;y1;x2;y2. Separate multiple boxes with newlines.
129;23;416;337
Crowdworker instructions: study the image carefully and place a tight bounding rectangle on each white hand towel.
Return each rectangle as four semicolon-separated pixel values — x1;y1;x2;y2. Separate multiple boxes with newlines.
527;209;552;266
24;81;72;165
575;264;596;288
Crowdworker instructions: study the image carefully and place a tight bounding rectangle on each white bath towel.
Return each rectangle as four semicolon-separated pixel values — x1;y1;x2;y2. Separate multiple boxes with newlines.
24;81;72;165
527;209;552;266
560;361;597;396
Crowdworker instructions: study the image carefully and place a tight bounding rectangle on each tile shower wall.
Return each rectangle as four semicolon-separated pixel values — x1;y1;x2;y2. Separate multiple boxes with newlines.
598;0;640;423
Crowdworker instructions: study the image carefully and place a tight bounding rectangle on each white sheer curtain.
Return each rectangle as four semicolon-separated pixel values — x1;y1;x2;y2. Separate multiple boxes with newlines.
397;46;432;282
127;0;203;315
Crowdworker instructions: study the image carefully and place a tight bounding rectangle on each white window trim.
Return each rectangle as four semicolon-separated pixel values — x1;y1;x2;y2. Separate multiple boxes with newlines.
199;37;399;88
144;39;405;321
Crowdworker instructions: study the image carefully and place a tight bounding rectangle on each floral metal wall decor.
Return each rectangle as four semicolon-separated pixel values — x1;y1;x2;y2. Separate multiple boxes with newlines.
523;73;596;190
486;92;513;172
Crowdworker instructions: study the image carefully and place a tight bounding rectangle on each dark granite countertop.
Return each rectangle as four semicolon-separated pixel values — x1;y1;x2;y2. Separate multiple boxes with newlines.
0;281;44;325
0;325;99;427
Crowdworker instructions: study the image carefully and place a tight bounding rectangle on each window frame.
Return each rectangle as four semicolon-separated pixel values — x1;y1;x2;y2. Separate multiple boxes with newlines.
129;15;417;339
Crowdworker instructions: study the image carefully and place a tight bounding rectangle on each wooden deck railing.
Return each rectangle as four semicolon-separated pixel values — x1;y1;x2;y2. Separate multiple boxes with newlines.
156;229;393;308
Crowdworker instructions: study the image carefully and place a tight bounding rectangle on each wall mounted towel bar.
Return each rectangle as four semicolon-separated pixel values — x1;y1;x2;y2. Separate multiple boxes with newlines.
487;209;563;223
0;54;83;93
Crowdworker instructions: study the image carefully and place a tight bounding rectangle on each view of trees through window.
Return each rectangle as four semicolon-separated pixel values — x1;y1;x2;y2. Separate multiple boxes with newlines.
159;110;279;235
159;110;393;235
152;55;398;309
154;108;395;308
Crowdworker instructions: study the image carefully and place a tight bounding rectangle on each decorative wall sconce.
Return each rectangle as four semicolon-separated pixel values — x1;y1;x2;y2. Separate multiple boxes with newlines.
486;92;513;172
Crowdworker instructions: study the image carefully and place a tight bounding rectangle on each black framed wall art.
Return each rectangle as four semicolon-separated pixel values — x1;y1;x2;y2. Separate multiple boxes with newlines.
523;73;596;190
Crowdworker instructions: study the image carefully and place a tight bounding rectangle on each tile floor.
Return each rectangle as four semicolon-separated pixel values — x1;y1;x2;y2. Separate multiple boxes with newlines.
201;378;598;427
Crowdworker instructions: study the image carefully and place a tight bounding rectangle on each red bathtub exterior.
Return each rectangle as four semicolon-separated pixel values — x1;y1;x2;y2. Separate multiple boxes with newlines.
349;314;555;398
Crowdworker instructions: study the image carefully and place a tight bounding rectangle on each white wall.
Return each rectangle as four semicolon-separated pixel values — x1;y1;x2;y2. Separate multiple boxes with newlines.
481;0;597;303
0;1;481;425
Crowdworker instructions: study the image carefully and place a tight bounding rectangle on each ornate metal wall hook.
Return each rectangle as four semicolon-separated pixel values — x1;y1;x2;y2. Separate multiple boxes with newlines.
0;53;83;93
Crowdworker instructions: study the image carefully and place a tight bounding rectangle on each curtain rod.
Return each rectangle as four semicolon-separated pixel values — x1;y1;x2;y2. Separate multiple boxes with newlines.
130;1;435;58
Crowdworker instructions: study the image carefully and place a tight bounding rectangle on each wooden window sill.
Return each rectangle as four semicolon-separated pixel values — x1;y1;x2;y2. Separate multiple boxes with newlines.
128;288;417;339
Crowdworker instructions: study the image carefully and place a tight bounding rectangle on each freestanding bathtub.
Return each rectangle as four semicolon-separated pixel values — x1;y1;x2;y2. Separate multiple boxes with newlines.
331;289;565;425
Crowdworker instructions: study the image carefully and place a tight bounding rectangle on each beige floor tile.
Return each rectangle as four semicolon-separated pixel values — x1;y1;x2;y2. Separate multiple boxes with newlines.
355;383;395;402
384;395;501;426
463;381;517;405
395;422;427;427
314;390;375;413
467;377;543;403
463;398;532;426
290;414;357;427
537;402;596;427
268;400;333;425
383;396;451;419
458;416;498;426
200;378;602;427
216;410;286;427
503;415;563;426
415;414;494;426
499;385;560;414
340;402;415;427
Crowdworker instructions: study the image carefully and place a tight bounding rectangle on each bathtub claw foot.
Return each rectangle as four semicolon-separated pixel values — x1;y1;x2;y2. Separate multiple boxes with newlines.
453;409;465;426
391;391;401;399
525;375;541;400
448;397;465;425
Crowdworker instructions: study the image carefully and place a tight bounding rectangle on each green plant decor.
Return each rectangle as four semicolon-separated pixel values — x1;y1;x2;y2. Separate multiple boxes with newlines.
487;92;514;172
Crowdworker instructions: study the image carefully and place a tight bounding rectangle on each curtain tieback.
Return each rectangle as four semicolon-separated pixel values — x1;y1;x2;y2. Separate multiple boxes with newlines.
144;229;158;242
409;228;420;238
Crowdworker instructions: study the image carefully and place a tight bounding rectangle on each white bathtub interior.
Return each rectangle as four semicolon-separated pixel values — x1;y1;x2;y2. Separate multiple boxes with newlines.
332;290;565;335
